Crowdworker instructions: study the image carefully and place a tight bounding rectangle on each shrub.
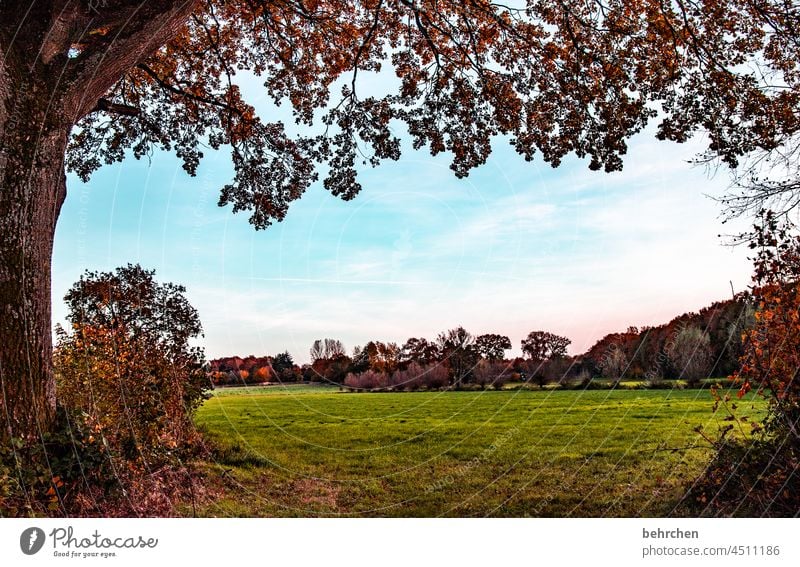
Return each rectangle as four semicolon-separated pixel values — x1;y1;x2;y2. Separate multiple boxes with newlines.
473;360;512;390
389;362;421;391
0;408;106;517
344;370;389;391
14;264;214;516
419;363;451;390
55;265;208;465
686;213;800;516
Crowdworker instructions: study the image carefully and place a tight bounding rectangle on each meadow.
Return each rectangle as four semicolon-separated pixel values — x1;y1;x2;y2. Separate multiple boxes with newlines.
192;384;766;517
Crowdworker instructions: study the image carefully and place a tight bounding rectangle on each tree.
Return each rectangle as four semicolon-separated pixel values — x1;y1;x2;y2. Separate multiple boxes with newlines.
542;356;574;386
354;341;401;374
581;297;755;380
309;340;325;363
475;333;512;361
400;337;439;366
521;331;571;362
272;351;293;370
521;332;549;362
310;338;346;362
1;1;797;439
349;345;370;374
436;326;478;388
311;350;352;385
599;344;628;386
324;338;346;359
271;351;297;382
665;325;713;386
253;366;272;382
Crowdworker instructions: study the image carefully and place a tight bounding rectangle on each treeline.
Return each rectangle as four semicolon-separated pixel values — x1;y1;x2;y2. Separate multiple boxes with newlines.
580;294;754;385
208;351;299;385
208;294;754;390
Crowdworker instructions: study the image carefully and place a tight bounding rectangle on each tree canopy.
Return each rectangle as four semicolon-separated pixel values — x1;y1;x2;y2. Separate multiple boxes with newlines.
521;330;570;361
10;0;791;227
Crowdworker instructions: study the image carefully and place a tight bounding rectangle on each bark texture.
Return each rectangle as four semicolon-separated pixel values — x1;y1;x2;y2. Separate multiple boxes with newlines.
0;84;68;440
0;0;200;440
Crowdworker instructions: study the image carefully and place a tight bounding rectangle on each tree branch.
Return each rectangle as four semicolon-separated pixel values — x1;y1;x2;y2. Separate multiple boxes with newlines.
135;63;245;118
64;0;201;121
91;98;139;117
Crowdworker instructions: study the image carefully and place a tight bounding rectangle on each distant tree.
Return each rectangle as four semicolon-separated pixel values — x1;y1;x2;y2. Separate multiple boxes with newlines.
719;299;756;376
599;345;628;385
582;296;755;380
517;358;547;387
521;331;571;362
309;338;346;364
240;356;260;372
300;364;317;383
475;334;512;361
324;338;346;359
437;326;478;388
400;337;440;366
253;366;272;383
316;353;352;385
542;357;573;386
272;351;293;370
362;341;401;374
310;340;325;363
666;325;713;387
349;345;370;375
521;332;548;362
573;368;592;388
583;330;638;375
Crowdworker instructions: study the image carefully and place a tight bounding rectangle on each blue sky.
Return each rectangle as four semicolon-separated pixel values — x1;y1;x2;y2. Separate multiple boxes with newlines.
52;112;753;363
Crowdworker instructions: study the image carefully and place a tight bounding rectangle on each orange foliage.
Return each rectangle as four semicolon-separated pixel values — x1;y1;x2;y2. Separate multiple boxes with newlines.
733;213;800;422
690;212;800;516
253;366;272;382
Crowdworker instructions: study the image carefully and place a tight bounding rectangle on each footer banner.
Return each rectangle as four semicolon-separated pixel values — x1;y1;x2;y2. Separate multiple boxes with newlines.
1;518;795;566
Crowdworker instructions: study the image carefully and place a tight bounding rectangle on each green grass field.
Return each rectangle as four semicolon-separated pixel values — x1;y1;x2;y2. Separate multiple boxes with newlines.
192;384;766;517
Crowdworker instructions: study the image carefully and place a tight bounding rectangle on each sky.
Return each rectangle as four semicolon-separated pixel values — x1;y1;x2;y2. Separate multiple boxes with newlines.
52;95;755;364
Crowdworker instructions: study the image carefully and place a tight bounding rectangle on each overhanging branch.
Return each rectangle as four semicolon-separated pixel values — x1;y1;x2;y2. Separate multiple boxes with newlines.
65;0;201;120
92;98;139;117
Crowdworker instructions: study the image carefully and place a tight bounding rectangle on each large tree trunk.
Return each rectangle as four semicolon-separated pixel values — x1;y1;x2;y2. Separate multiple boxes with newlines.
0;84;68;441
0;1;200;443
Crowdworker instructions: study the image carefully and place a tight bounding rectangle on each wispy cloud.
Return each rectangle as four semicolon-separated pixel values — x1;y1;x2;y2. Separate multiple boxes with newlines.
53;115;754;362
